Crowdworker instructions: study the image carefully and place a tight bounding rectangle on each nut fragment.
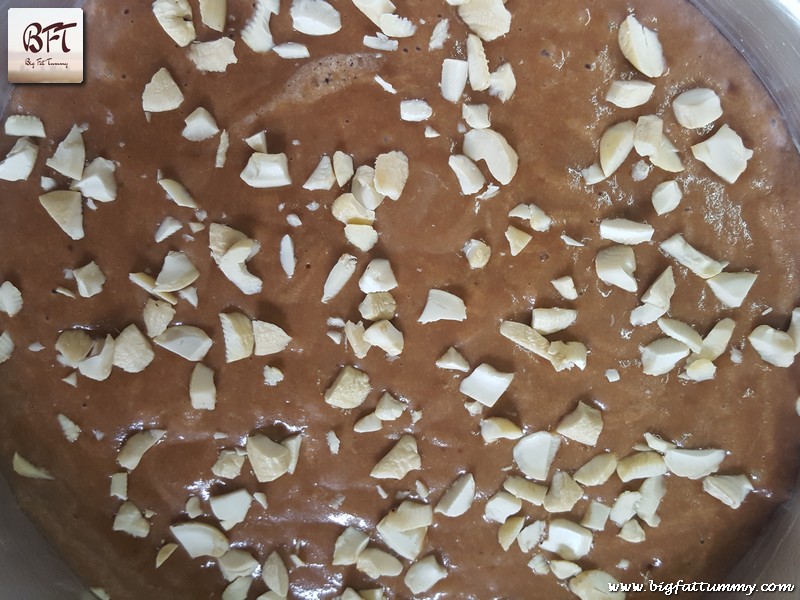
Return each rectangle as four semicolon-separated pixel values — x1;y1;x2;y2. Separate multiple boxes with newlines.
640;338;690;376
599;121;635;177
325;366;371;409
113;501;150;538
374;151;409;200
651;180;683;215
0;137;38;182
356;548;403;579
599;219;653;245
253;321;292;355
154;326;213;361
418;289;467;323
182;107;219;141
240;152;291;188
0;282;22;317
170;522;229;558
691;124;753;184
333;527;369;566
660;234;727;279
457;0;511;42
459;363;514;407
605;80;655;108
291;0;342;35
153;0;196;46
12;453;54;480
703;474;754;509
113;325;155;373
370;435;421;479
441;58;468;103
78;335;116;381
118;429;166;471
616;452;667;482
673;88;723;129
617;14;665;78
484;491;522;523
664;448;726;479
595;246;637;292
574;453;617;486
188;38;238;72
464;239;491;269
303;155;336;190
540;519;593;560
404;555;448;594
480;417;523;443
513;432;560;481
463;128;519;185
39;191;84;240
580;501;611;532
449;155;485;195
142;68;184;112
262;551;289;596
246;433;291;482
748;325;795;367
543;471;584;513
219;312;255;363
46;124;85;179
210;489;252;530
436;347;470;372
363;320;404;356
190;364;216;410
707;272;758;308
555;402;603;446
154;251;199;293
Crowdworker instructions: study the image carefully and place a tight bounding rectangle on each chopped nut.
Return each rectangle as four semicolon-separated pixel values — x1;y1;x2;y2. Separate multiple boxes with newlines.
748;324;796;367
436;346;470;372
513;432;561;481
170;522;229;558
333;527;370;566
303;155;336;190
371;435;421;479
212;449;245;480
118;430;166;471
540;519;593;560
457;0;511;41
463;128;519;185
210;489;252;530
154;251;199;293
262;551;289;597
247;433;291;482
485;491;522;523
153;0;195;46
154;326;213;361
219;312;255;363
574;453;618;486
707;272;758;308
595;245;637;292
190;364;216;410
291;0;341;35
435;473;475;517
0;281;23;317
418;289;467;323
599;121;635;177
78;335;116;381
459;363;514;407
691;124;753;184
657;318;703;353
113;501;150;538
605;80;655;108
652;180;683;215
640;338;690;376
617;14;665;78
505;226;532;256
551;276;578;300
39;190;84;240
464;239;491;269
517;521;546;553
182;107;219;141
480;417;523;442
188;38;238;72
46;124;85;179
240;152;291;188
543;471;583;513
142;68;184;112
325;366;371;409
404;555;448;594
12;453;54;480
356;548;403;579
664;448;726;479
703;474;754;509
673;88;723;129
441;58;468;103
556;401;603;446
322;254;358;302
359;292;397;321
156;543;178;568
218;549;259;582
581;501;611;532
449;154;485;195
354;413;382;433
599;218;654;245
113;324;155;373
253;321;292;355
616;452;667;482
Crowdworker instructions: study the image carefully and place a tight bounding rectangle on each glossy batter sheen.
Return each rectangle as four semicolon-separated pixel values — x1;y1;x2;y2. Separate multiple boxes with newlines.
1;1;799;598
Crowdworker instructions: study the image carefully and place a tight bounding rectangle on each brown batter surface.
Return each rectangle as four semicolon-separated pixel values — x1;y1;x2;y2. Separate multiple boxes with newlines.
1;1;799;598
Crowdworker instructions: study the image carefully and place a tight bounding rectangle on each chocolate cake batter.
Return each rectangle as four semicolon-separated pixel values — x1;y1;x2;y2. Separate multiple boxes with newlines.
1;1;799;598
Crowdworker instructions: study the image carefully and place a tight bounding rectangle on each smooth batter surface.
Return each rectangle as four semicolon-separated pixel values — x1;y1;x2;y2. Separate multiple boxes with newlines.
1;1;799;598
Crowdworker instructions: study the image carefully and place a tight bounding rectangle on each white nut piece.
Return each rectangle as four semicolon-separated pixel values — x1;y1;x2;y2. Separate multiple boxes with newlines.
400;99;433;122
505;226;532;256
513;431;561;481
636;475;666;527
580;501;611;532
78;335;116;381
551;276;578;300
435;473;476;517
219;312;255;363
464;239;491;269
555;401;603;446
154;325;212;361
673;88;723;129
664;448;726;479
503;477;547;507
332;527;370;566
303;155;336;191
605;80;655;108
113;501;150;538
359;258;398;293
616;452;667;482
464;128;519;185
0;137;38;182
518;521;546;553
246;433;291;482
698;318;736;361
599;219;653;245
182;107;219;141
484;491;522;523
142;68;184;112
240;152;291;188
333;151;355;187
418;289;467;323
39;190;84;240
651;134;685;173
640;337;690;376
118;429;166;471
498;516;525;551
617;14;665;78
189;363;216;410
574;453;617;487
489;63;516;102
459;363;514;407
261;551;289;597
463;103;491;129
595;245;637;292
322;254;358;303
706;272;758;308
404;555;448;594
332;193;376;225
324;366;371;409
480;417;523;442
0;282;22;317
633;115;663;158
748;324;796;367
703;474;754;509
170;522;229;558
540;519;593;560
70;157;117;202
158;178;196;208
291;0;342;35
657;318;703;353
356;547;403;579
113;325;154;373
599;121;635;177
12;453;53;480
253;321;292;356
641;266;675;311
660;234;728;279
363;320;404;356
457;0;511;42
531;308;576;335
374;151;409;200
154;251;199;293
651;180;683;215
466;33;490;91
449;155;485;195
618;519;646;543
4;114;45;137
543;471;584;514
371;434;421;479
188;38;237;73
691;124;753;184
218;550;259;582
359;292;397;321
210;489;252;530
345;224;379;252
153;0;196;46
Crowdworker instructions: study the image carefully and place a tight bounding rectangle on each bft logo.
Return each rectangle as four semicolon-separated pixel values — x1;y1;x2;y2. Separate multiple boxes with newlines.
22;21;78;54
8;8;84;84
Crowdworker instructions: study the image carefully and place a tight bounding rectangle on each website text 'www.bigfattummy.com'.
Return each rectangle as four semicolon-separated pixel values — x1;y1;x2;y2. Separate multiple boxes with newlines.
607;580;796;596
